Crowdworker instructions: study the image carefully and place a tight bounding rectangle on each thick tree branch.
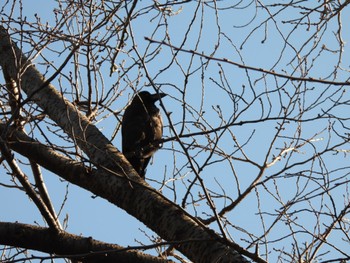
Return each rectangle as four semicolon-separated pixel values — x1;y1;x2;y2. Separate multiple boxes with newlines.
0;221;174;263
0;26;251;262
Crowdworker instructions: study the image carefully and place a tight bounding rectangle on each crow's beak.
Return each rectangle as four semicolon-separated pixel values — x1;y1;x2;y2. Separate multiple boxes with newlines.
152;92;167;101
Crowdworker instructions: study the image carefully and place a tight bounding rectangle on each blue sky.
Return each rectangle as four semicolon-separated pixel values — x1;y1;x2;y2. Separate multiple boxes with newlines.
1;1;350;262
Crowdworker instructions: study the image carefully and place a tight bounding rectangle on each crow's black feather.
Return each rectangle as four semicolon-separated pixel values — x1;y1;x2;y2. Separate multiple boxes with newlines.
122;91;166;178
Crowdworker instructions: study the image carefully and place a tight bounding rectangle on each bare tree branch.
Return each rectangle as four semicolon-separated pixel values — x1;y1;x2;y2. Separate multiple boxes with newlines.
145;37;350;86
0;25;250;263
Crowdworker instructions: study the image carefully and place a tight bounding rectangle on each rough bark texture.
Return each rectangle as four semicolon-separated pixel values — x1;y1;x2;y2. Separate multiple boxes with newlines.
0;222;174;263
0;26;249;263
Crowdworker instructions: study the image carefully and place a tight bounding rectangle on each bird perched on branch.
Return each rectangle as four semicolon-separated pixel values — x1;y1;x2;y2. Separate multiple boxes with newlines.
122;91;166;178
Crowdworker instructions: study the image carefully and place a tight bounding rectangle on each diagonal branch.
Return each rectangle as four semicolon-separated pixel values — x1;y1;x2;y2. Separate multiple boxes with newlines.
0;26;252;263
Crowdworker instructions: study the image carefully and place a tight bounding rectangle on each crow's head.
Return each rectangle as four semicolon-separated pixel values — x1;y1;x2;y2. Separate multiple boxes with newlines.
132;91;166;107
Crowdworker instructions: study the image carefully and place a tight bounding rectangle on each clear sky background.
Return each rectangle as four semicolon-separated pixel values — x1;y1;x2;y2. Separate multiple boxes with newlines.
1;1;350;262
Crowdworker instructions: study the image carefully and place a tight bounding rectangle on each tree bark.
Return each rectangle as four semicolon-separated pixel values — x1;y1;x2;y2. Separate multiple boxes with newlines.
0;26;249;263
0;221;174;263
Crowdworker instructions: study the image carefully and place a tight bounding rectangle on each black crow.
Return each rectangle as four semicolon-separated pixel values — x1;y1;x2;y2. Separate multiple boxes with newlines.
122;91;166;178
